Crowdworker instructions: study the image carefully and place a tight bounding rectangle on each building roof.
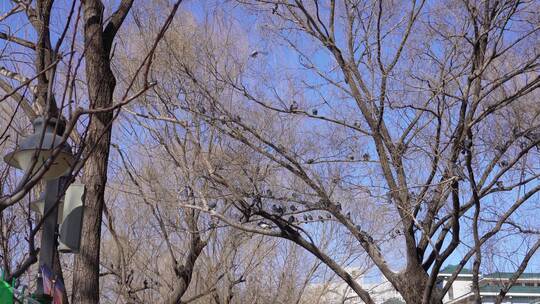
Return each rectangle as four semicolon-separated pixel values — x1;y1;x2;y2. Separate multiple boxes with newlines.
480;284;540;294
445;286;540;304
484;272;540;280
439;266;540;281
440;265;473;275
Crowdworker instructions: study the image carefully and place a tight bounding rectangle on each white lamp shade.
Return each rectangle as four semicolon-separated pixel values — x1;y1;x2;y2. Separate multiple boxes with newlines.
3;117;74;180
6;149;74;180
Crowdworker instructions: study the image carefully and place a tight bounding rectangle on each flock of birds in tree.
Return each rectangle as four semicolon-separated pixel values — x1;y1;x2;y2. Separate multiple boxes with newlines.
204;191;359;232
197;86;540;236
255;201;351;231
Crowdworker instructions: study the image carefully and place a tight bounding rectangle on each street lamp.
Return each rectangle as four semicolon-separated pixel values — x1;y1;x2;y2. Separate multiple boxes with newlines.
4;117;74;180
3;116;75;302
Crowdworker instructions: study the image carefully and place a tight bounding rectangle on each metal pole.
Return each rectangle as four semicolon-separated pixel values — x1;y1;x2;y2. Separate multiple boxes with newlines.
35;178;61;302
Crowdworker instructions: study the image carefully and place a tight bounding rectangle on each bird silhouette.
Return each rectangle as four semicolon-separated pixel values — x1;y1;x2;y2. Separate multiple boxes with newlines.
362;153;370;161
463;138;472;149
288;216;295;224
197;104;206;114
318;215;324;221
307;214;313;221
250;50;268;58
303;214;308;221
451;163;466;180
525;132;540;150
251;196;262;207
272;204;284;215
272;3;278;14
312;109;318;115
290;101;299;112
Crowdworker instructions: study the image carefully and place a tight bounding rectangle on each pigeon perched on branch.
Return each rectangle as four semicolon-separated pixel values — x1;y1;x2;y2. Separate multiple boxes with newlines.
290;101;299;112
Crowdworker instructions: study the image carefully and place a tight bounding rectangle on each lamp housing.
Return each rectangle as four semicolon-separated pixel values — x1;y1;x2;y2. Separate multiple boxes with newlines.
3;117;74;180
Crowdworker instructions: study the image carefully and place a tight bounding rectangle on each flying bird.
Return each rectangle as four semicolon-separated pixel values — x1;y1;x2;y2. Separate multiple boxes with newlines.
250;50;268;58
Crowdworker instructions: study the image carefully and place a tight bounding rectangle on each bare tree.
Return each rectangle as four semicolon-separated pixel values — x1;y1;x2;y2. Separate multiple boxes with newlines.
120;0;540;303
2;0;539;303
0;1;183;303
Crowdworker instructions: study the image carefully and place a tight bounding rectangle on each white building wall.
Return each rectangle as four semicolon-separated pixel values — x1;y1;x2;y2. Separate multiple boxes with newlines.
442;276;473;302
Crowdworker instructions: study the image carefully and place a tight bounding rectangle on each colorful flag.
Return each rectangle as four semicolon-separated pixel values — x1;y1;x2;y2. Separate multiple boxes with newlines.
41;265;54;296
52;277;65;304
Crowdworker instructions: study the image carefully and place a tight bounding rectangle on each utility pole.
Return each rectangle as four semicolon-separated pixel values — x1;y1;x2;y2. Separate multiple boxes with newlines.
35;178;64;302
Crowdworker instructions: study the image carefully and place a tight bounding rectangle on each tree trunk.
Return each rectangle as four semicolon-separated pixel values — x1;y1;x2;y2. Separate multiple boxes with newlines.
395;267;443;304
71;1;116;303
